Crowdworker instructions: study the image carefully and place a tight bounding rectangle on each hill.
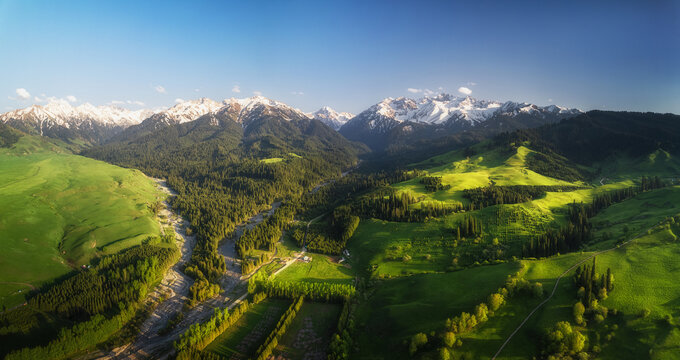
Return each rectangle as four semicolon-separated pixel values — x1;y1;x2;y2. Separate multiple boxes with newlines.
0;126;163;309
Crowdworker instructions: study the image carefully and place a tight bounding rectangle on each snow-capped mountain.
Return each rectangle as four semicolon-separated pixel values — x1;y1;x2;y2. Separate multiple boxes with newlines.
339;94;582;150
308;106;354;130
0;99;153;143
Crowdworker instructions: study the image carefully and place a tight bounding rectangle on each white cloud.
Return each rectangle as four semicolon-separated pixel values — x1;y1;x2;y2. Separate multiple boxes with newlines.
232;85;241;93
457;86;472;95
467;82;477;86
423;89;435;96
66;95;77;103
155;85;166;94
407;88;422;93
34;96;46;102
194;88;200;92
175;98;185;103
548;98;553;103
110;100;125;105
253;91;262;96
127;100;145;106
438;86;444;91
15;88;30;100
291;91;304;96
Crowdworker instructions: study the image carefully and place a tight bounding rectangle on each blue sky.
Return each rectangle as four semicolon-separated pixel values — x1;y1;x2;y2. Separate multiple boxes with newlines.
1;0;678;114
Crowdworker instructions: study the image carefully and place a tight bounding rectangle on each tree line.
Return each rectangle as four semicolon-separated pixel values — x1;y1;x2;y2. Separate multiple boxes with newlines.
1;242;178;359
420;176;451;192
248;273;355;302
462;185;584;209
409;267;544;358
522;178;668;258
175;292;268;355
254;296;304;360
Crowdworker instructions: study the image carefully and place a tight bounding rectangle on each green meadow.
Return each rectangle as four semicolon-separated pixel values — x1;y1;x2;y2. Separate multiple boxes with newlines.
275;251;354;285
352;262;520;359
455;188;680;359
0;135;162;307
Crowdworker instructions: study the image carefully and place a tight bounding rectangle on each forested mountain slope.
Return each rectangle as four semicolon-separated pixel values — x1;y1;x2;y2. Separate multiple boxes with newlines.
82;109;367;305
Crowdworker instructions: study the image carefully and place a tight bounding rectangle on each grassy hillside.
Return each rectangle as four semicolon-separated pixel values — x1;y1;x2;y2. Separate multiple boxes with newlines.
343;137;680;359
353;262;521;359
0;134;162;308
451;187;680;360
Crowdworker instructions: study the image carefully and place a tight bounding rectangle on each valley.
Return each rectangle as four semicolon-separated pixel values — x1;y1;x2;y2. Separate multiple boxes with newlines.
1;102;679;360
1;2;676;359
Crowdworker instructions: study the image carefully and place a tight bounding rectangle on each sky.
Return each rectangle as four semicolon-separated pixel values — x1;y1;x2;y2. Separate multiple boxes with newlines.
0;0;678;114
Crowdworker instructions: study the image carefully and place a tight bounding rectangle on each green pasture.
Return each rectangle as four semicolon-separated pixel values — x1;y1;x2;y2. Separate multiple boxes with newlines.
0;135;162;307
353;262;520;359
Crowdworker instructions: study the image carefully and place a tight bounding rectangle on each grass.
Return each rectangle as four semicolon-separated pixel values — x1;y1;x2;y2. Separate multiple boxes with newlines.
352;262;520;359
348;218;452;277
275;252;354;285
273;302;342;360
455;189;680;359
393;146;583;206
206;298;291;358
260;157;284;164
0;134;162;307
0;283;33;309
347;146;680;359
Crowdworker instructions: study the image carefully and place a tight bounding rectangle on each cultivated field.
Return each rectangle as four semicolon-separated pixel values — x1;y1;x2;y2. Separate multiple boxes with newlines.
206;298;291;358
273;302;342;360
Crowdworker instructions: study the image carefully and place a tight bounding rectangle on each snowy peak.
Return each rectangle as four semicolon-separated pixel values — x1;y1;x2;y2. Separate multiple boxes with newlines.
0;99;152;127
309;106;354;130
163;97;223;124
344;94;582;132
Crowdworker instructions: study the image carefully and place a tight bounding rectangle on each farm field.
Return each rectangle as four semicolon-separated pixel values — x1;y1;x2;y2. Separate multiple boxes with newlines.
0;134;162;308
273;302;342;360
206;298;291;358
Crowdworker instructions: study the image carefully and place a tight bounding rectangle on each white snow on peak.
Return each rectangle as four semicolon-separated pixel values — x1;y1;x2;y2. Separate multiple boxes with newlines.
163;97;223;124
308;106;354;130
0;98;153;127
355;94;582;130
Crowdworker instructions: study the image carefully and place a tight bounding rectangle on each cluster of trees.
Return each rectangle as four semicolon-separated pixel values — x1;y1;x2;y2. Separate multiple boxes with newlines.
249;273;355;302
542;321;588;359
525;151;587;183
572;257;614;326
5;305;138;360
300;170;417;217
352;190;459;222
448;215;484;240
29;245;177;319
241;252;273;276
236;202;297;258
290;206;360;255
1;243;178;359
175;292;267;354
462;185;583;209
328;300;356;360
254;296;304;360
420;176;451;192
523;180;667;259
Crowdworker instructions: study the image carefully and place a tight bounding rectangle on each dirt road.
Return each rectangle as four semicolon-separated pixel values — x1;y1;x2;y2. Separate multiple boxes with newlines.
491;224;658;360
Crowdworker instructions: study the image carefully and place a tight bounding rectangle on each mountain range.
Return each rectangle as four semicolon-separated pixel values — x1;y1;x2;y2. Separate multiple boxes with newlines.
0;94;581;150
